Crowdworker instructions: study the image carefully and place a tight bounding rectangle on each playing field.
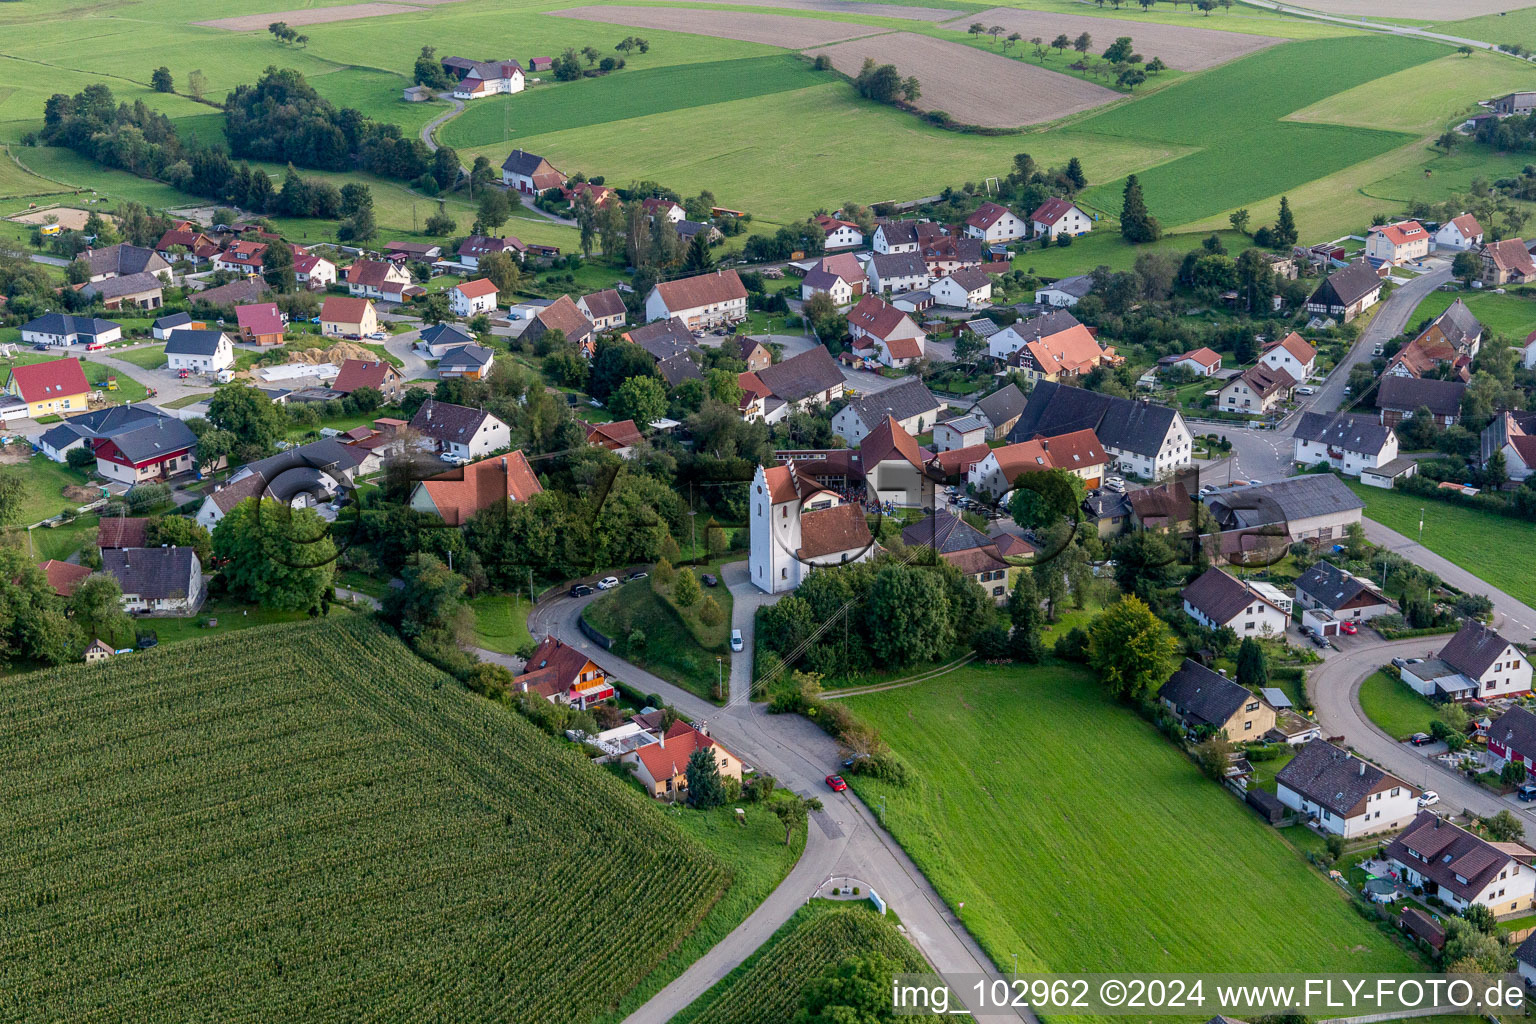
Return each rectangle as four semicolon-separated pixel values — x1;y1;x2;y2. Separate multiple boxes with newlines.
0;616;732;1022
842;663;1419;990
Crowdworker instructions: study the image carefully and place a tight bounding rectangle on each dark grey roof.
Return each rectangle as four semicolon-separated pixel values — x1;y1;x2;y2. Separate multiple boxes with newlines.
1376;374;1466;416
965;318;1000;339
627;317;696;361
1275;739;1399;818
657;352;701;388
106;416;197;463
1428;298;1483;349
972;383;1026;428
1440;620;1516;679
1311;261;1380;307
101;546;198;601
1206;474;1363;530
1040;274;1094;298
1293;411;1395;457
420;322;475;347
1385;811;1521;903
1517;928;1536;970
1181;567;1277;624
37;403;161;445
1158;659;1253;730
844;378;942;429
868;252;928;281
409;398;499;443
1489;706;1536;761
754;345;843;403
163;330;230;357
1083;490;1131;520
191;278;269;306
901;510;992;554
1007;380;1179;459
500;148;551;175
84;243;168;279
1002;309;1082;345
239;436;367;487
22;313;120;338
153;312;192;330
39;423;86;450
438;344;495;370
876;221;918;246
944;267;992;291
1294;561;1386;612
83;271;164;300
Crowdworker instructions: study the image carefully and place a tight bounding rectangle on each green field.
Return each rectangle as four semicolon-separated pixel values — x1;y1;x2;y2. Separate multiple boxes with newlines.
842;663;1418;991
110;344;166;370
470;592;535;654
1;453;95;526
0;615;734;1022
1346;481;1536;611
1358;667;1438;741
585;567;733;702
1438;6;1536;50
1409;288;1536;341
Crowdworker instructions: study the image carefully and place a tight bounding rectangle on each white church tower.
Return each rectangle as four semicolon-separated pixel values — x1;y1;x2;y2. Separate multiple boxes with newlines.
750;463;804;594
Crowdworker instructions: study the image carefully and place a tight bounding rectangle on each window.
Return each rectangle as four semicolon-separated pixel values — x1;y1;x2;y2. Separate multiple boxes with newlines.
1244;722;1253;731
1246;702;1259;712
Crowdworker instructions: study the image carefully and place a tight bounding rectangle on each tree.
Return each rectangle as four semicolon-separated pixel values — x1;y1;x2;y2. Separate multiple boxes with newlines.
261;239;295;292
771;794;822;846
1235;636;1269;688
414;45;451;89
969;21;984;36
382;552;468;645
1074;32;1092;57
66;445;97;471
609;374;667;426
0;467;24;525
1452;249;1480;286
681;231;716;274
1192;735;1235;780
1145;56;1167;73
1102;36;1134;63
424;204;456;236
69;573;134;648
673;565;701;608
793;953;900;1024
186;69;207;102
552;48;583;82
1117;67;1147;90
1484;809;1525;842
145;515;212;564
867;564;953;668
1087;595;1179;703
1052;33;1071;55
1007;570;1045;663
151;67;173;93
477;250;523;294
1065;156;1088;191
1272;195;1298;247
685;747;725;808
477;189;511;231
1458;44;1475;57
208;385;286;451
1009;468;1085;529
338;207;376;244
211;498;337;612
1229;208;1250;235
1119;174;1160;243
431;146;460;192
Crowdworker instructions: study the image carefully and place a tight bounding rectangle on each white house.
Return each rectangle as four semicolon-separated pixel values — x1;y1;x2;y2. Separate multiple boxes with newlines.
642;198;685;224
345;259;413;302
1291;412;1398;476
1385;811;1536;915
1029;197;1092;241
844;294;926;369
1277;740;1418;839
928;268;992;310
967;429;1106;498
293;250;337;290
872;221;919;254
1034;274;1093;308
21;313;121;348
644;270;747;329
453;60;525;99
933;414;987;452
1181;567;1289;638
830;378;944;444
102;547;205;616
1160;347;1221;377
1400;621;1531;701
799;267;853;305
1364;220;1430;265
500;150;566;195
749;463;874;594
815;215;864;251
963;202;1027;243
163;330;235;373
449;278;499;318
1434;213;1484;252
151;312;196;341
865;252;931;295
409;399;511;461
1260;332;1317;382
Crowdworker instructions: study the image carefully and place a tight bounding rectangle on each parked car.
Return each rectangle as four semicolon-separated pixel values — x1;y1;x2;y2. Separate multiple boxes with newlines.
1310;633;1329;648
368;331;387;341
1409;732;1433;746
1339;621;1358;635
825;775;847;792
1296;385;1316;396
1391;657;1407;668
596;576;620;590
1418;791;1439;808
1519;785;1536;803
730;629;743;652
701;573;719;587
568;584;593;597
624;571;648;583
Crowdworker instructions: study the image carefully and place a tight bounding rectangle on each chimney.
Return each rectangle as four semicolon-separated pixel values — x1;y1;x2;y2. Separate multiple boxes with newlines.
1359;762;1366;776
658;729;665;749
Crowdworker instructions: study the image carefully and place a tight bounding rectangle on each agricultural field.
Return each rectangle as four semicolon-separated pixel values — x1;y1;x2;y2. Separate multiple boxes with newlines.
1431;4;1536;49
1409;287;1536;341
1358;667;1438;742
949;7;1283;69
469;592;535;654
551;5;881;46
842;663;1419;998
0;616;733;1022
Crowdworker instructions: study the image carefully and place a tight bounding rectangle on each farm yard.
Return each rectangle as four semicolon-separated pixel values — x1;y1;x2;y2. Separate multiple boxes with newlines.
0;617;732;1023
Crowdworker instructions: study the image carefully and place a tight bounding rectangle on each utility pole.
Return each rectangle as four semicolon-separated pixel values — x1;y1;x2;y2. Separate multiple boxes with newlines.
716;656;723;702
1418;507;1424;543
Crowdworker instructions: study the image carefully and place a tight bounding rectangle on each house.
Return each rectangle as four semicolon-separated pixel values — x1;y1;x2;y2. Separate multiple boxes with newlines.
1029;197;1092;240
418;322;478;358
457;235;526;269
968;428;1105;498
5;357;91;418
933;414;987;452
37;404;165;462
512;636;613;710
1291;412;1398;476
155;224;219;265
1034;274;1093;308
1008;381;1192;481
1294;561;1394;624
864;252;931;295
626;720;743;800
346;259;412;302
872;221;920;254
1434;213;1484;251
644;270;747;329
1083;490;1132;539
920;235;985;277
851;415;927;507
81;271;164;310
642;198;685;224
751;345;845;423
437;344;496;380
738;337;771;372
1482;238;1535;286
452;59;524;99
1158;658;1276;740
192;278;269;308
38;559;91;599
929;268;993;310
1384;810;1536;915
82;243;171;284
587;419;644;457
1483;410;1536;483
1217;364;1295;414
1365;220;1430;265
1486;706;1536;774
1387;300;1482;381
1259;332;1317;382
194;437;368;530
333;359;403;401
577;289;626;331
624;316;697;367
845;294;926;369
1181;566;1289;638
164;330;234;373
830;377;943;445
800;266;853;305
901;511;1014;603
963;201;1027;243
101;546;205;615
90;412;198;484
1401;621;1530;701
234;302;285;345
562;182;617;211
320;296;378;338
987;310;1112;381
1278;740;1418;838
969;383;1027;441
1376;375;1466;428
737;371;768;420
927;443;991;484
1204;475;1364;547
814;214;864;250
409;399;511;460
1160;347;1222;377
1306;262;1382;322
522;294;595;356
21;313;121;348
1359;457;1420;490
815;253;867;299
384;241;443;262
749;463;874;593
95;516;148;549
450;278;499;318
409;450;542;524
151;312;200;341
1126;479;1193;532
214;240;268;276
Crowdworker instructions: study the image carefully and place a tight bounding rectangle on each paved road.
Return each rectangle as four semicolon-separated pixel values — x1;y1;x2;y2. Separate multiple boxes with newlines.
1242;0;1526;53
527;569;1029;1024
418;93;464;153
1362;519;1536;641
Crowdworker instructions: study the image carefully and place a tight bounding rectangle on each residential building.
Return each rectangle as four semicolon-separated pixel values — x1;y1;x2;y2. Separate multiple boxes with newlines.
522;294;595;356
1008;381;1192;481
501;149;566;194
1483;410;1536;483
1181;566;1289;638
1291;412;1398;476
964;201;1027;243
1278;740;1418;838
82;243;171;283
872;221;920;254
1365;220;1430;264
37;404;166;463
1306;262;1383;322
626;720;743;800
409;399;512;461
234;302;285;345
901;511;1014;603
194;437;368;530
81;271;163;310
1433;213;1484;251
333;359;403;401
814;214;864;250
800;265;853;305
987;310;1108;380
919;234;985;277
845;294;926;368
738;336;771;372
933;414;987;452
457;235;526;269
809;253;866;301
21;313;121;348
163;330;233;374
512;636;613;710
1400;621;1530;701
752;346;845;423
864;252;931;295
587;419;644;456
1034;274;1093;308
1387;300;1482;380
577;289;626;331
1486;706;1536;773
642;198;685;224
95;516;148;550
408;450;543;524
749;462;874;593
1158;658;1276;740
969;383;1027;440
624;316;697;366
40;559;92;598
418;322;478;358
293;250;337;290
1259;332;1317;382
452;59;524;99
151;312;199;341
1218;364;1294;414
1359;457;1420;490
1083;490;1132;539
1125;479;1193;532
1203;475;1364;547
929;268;993;310
101;546;204;615
155;223;219;265
320;296;378;338
214;240;267;276
346;259;412;302
449;278;499;318
858;416;930;507
928;442;992;483
830;377;944;444
1384;811;1536;914
1293;561;1394;623
90;413;197;484
968;428;1105;498
1482;238;1535;286
192;278;269;308
644;270;747;329
1028;197;1092;240
1159;347;1222;377
437;344;496;381
5;357;91;418
1376;375;1466;428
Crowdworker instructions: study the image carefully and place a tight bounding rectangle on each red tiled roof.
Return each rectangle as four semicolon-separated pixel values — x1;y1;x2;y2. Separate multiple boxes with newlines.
8;357;90;403
797;502;872;559
634;721;716;784
929;442;991;477
455;278;498;299
1446;213;1482;237
96;517;149;549
1372;220;1427;247
993;428;1104;481
333;359;399;394
653;270;747;312
1265;331;1316;365
1030;197;1077;227
220;240;267;265
39;559;91;597
846;294;914;342
1486;238;1536;276
416;451;542;523
859;415;923;470
818;253;863;283
965;201;1014;230
234;302;283;336
321;296;373;326
587;419;643;448
1179;347;1221;368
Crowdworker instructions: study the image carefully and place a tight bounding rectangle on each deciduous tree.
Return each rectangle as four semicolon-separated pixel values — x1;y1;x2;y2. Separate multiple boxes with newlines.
1087;595;1179;702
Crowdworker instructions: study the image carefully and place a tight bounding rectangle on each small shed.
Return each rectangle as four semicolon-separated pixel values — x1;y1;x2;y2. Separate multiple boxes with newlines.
403;85;433;102
1261;687;1293;710
1360;456;1419;490
1399;907;1445;951
84;638;115;664
1245;787;1286;824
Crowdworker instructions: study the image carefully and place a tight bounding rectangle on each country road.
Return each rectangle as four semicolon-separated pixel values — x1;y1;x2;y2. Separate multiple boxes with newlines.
1239;0;1526;54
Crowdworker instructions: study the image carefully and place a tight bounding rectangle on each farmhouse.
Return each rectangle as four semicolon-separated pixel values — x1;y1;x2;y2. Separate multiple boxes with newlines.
409;399;511;461
450;278;499;318
1376;375;1466;428
1400;621;1530;701
814;214;864;250
90;413;198;484
928;268;992;310
1158;659;1276;740
1009;381;1191;481
1180;566;1288;638
1306;262;1382;322
749;345;844;422
437;344;496;381
333;359;403;402
987;310;1110;380
5;357;91;418
1278;740;1417;838
1365;220;1430;265
1291;412;1397;476
901;511;1013;603
1293;561;1394;623
1434;213;1484;251
920;235;985;276
1384;811;1536;915
522;294;595;356
1028;197;1092;240
865;252;931;295
80;271;163;310
502;150;567;194
577;289;626;331
1494;91;1536;116
1387;300;1482;380
21;313;121;348
409;451;543;524
644;270;747;329
968;428;1105;498
234;302;285;345
749;463;873;594
1160;347;1222;377
163;330;234;374
320;296;378;338
82;243;171;284
1482;238;1535;287
968;383;1027;440
831;377;944;444
1259;332;1317;382
963;201;1027;243
1203;475;1364;546
513;637;613;711
1218;364;1294;414
932;414;986;452
346;259;412;302
845;294;926;369
457;235;526;269
872;221;920;254
214;240;267;276
101;546;204;615
1034;274;1093;308
452;60;524;99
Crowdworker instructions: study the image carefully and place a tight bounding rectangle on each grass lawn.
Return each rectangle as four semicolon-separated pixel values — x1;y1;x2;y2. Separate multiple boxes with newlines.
1358;668;1438;742
1346;481;1536;611
161;391;214;410
25;512;98;562
1409;287;1536;341
584;566;734;703
469;593;534;656
134;599;354;648
3;452;95;526
109;344;166;370
842;663;1419;992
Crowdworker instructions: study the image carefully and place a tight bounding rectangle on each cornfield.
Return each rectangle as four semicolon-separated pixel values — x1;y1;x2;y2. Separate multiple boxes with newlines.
0;617;729;1023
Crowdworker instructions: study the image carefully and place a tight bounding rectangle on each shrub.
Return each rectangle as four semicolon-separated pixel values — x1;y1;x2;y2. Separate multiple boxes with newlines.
697;594;723;627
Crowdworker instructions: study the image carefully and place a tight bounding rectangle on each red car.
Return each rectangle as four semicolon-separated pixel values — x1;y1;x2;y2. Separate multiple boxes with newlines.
825;775;847;792
1339;621;1358;635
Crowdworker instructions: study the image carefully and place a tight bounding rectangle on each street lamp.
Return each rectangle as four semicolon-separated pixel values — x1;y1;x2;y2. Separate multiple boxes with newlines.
717;656;723;701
